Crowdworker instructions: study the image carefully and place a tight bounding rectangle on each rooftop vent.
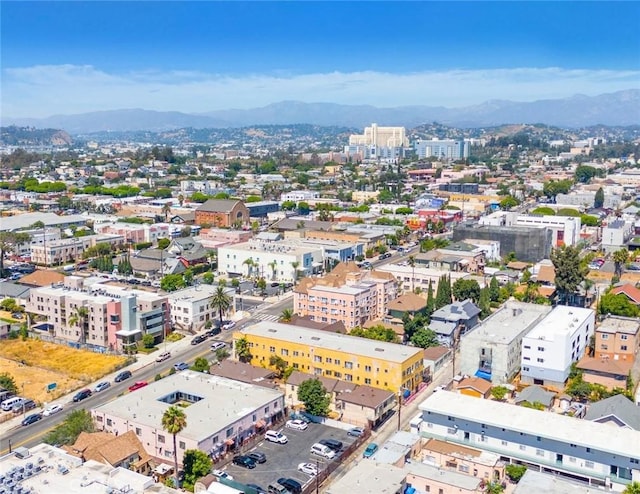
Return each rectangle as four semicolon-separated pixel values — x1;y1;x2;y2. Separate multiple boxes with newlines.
375;348;385;352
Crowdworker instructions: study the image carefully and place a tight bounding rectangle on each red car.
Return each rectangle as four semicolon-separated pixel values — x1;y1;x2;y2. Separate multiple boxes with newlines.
128;381;148;392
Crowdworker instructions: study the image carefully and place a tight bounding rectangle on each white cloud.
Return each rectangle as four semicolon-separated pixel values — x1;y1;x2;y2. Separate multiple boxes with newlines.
2;65;638;118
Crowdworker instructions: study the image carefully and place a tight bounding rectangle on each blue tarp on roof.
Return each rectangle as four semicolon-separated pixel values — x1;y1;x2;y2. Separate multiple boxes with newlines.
475;369;492;380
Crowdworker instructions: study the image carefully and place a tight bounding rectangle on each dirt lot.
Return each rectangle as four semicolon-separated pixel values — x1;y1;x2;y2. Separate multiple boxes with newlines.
0;339;129;404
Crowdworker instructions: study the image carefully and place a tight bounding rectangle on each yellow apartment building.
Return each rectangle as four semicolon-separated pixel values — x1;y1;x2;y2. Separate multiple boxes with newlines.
233;321;425;393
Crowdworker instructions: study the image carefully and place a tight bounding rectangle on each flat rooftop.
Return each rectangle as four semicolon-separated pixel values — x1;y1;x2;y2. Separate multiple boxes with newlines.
167;284;225;302
325;462;406;494
239;321;423;363
514;469;595;494
92;372;283;442
463;300;552;344
525;305;594;341
419;391;640;458
405;462;483;490
597;316;640;335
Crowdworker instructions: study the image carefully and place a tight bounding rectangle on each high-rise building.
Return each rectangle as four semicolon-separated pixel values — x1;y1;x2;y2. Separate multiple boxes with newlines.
349;124;408;147
414;139;469;160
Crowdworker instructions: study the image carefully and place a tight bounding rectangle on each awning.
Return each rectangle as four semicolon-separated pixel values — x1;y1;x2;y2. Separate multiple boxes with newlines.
255;419;266;428
224;438;234;446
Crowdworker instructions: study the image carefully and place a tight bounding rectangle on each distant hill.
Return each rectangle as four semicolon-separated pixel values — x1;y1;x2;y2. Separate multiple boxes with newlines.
4;89;638;133
0;126;72;146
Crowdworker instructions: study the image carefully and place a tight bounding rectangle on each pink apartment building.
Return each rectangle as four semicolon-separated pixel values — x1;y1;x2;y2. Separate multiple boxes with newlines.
94;222;171;245
294;262;397;329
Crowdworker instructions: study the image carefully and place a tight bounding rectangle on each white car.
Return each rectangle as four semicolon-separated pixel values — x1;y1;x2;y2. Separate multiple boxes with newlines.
298;462;318;476
222;321;236;330
264;430;288;444
43;404;64;416
286;419;308;431
212;470;234;481
155;351;171;362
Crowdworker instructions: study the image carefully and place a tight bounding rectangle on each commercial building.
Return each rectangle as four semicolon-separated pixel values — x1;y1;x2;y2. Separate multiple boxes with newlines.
30;234;125;266
521;305;595;388
459;301;552;384
94;222;171;245
27;277;169;351
194;199;249;228
246;200;279;218
375;263;470;295
414;139;469;160
601;219;633;253
280;190;320;202
418;391;640;491
294;262;398;329
480;211;581;247
349;124;409;148
91;372;285;465
167;285;235;332
234;321;425;393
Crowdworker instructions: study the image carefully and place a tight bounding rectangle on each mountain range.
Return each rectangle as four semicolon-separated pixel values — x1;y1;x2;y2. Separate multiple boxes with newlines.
5;90;639;134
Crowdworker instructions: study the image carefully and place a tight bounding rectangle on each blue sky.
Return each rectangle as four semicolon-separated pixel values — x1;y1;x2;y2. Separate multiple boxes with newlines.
2;1;639;118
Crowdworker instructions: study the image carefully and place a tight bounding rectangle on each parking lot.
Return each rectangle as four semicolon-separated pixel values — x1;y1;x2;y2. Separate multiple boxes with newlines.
221;422;357;491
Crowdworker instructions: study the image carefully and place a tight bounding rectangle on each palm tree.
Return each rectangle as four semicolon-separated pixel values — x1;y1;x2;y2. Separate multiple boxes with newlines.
268;260;278;281
210;286;232;327
623;481;640;494
408;255;416;293
161;203;172;222
279;308;293;323
613;248;630;278
290;261;300;282
243;258;255;279
161;406;187;488
177;194;184;207
235;336;252;363
68;306;89;345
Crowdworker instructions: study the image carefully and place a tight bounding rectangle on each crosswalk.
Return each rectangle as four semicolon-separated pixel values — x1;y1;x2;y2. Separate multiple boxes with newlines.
254;313;280;322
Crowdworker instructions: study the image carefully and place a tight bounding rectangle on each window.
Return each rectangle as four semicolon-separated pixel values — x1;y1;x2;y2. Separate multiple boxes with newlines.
519;445;526;451
537;347;545;352
269;346;275;353
314;355;322;363
621;345;628;351
459;464;469;473
537;358;544;363
281;349;289;356
536;449;545;457
345;374;353;382
501;440;508;446
364;365;372;372
158;435;165;444
334;359;341;366
447;427;457;434
585;460;594;469
621;334;628;340
135;428;141;436
226;427;234;438
345;361;353;369
293;351;299;357
364;378;371;385
106;419;112;426
601;334;608;339
326;357;332;364
179;441;185;450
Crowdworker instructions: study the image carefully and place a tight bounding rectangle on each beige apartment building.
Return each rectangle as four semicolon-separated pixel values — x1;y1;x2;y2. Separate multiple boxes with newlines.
349;123;409;147
294;262;397;329
30;234;125;266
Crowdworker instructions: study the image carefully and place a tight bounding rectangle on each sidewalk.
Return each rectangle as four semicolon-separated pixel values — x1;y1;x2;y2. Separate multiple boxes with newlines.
0;332;197;437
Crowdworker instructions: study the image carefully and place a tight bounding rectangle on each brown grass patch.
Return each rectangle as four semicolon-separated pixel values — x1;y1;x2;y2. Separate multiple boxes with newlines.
0;357;83;405
0;339;128;383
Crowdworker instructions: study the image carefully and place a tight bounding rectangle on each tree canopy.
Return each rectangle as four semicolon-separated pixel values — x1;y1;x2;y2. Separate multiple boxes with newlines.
297;378;330;416
182;449;212;491
550;245;586;304
44;409;95;446
451;279;481;304
350;325;399;343
410;328;439;348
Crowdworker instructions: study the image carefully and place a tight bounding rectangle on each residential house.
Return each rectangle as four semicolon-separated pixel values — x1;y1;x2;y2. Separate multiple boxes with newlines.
368;431;422;467
165;237;209;267
130;248;186;278
387;293;428;320
194;199;249;228
235;322;425;394
415;242;486;274
207;360;277;389
584;394;640;431
459;301;552;384
428;300;481;347
602;219;633;254
576;355;633;391
454;376;492;399
325;462;407;494
514;385;556;410
609;284;640;307
294;262;398;330
422;346;451;378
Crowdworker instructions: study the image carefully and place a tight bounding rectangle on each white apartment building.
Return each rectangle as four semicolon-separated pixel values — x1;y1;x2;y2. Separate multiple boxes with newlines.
30;234;125;266
349;124;409;147
521;305;595;388
375;263;470;294
13;227;61;257
601;219;633;254
465;239;501;262
280;190;320;202
167;285;234;331
217;238;322;282
419;391;640;491
480;211;581;247
459;301;552;384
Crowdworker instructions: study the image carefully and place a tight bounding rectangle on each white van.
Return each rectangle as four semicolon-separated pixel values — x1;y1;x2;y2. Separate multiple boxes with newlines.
310;442;336;459
1;396;24;411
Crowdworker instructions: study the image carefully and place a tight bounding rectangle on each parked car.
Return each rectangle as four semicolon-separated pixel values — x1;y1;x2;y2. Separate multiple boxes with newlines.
222;321;236;330
363;443;378;458
43;404;64;416
297;462;318;476
114;370;132;382
267;483;288;494
73;389;92;402
347;427;365;437
206;327;221;337
319;438;343;452
155;351;171;362
191;335;206;345
285;419;308;431
310;442;336;460
210;341;226;352
174;362;189;371
13;399;36;414
265;430;288;444
21;413;42;426
232;455;256;469
211;470;233;481
95;381;111;393
128;381;148;392
246;451;267;464
246;484;266;494
277;478;302;494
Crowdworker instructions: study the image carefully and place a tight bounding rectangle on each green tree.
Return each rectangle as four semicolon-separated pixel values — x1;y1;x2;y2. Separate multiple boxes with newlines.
162;406;187;489
623;481;640;494
350;325;399;343
235;336;252;363
599;292;640;317
550;245;585;305
434;275;452;310
0;372;18;394
257;277;267;295
160;273;187;292
499;195;520;210
410;328;439;348
613;248;630;278
426;279;435;315
0;231;31;274
183;268;194;286
202;271;214;284
490;386;509;401
543;179;573;199
191;357;210;373
594;187;605;209
157;238;170;249
142;333;155;349
161;202;172;221
215;347;230;362
489;277;500;303
281;200;296;211
452;279;481;303
297;378;330;416
68;306;89;345
210;286;232;327
530;206;556;216
478;287;491;319
117;254;133;275
182;449;212;491
574;165;598;184
279;308;293;323
44;409;95;446
505;464;527;483
485;482;505;494
269;355;288;378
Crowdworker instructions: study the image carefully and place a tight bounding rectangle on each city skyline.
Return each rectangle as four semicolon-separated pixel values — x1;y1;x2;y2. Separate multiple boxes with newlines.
2;1;639;118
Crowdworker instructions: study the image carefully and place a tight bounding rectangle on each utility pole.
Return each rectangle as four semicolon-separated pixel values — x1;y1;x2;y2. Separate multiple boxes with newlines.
315;457;320;494
397;391;402;432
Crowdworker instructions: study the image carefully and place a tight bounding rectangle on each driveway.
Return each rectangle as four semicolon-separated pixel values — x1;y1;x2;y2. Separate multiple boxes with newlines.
223;423;356;490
